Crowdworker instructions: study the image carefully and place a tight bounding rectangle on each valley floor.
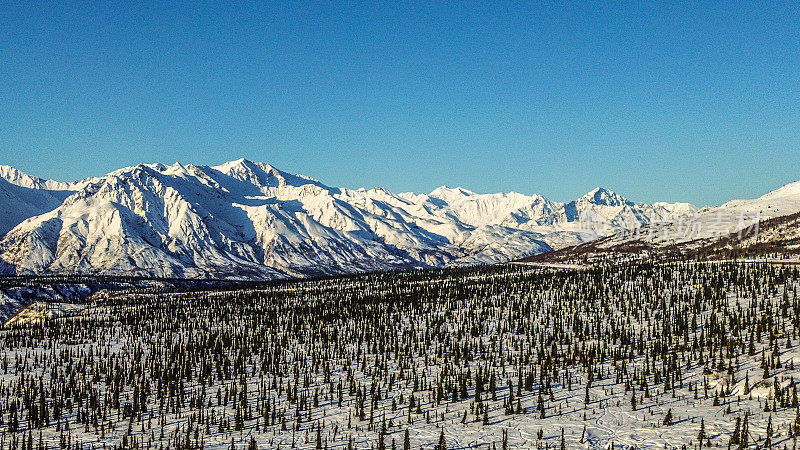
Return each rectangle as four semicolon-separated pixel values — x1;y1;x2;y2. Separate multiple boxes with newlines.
1;262;799;449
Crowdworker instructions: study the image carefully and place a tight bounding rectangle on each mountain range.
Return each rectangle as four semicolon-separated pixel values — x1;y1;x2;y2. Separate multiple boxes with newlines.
525;178;800;263
0;159;701;279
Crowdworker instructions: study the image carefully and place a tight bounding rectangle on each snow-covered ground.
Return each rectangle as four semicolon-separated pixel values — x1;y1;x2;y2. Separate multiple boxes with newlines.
0;262;798;449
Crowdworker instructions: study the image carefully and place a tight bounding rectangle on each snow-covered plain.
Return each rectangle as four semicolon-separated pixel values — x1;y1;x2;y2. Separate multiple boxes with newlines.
1;262;798;449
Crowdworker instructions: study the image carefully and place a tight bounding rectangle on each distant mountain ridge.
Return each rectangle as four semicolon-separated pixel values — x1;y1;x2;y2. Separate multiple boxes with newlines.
524;178;800;263
0;159;703;278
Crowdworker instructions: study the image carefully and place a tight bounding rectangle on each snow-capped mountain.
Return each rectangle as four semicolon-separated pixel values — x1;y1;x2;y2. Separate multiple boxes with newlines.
0;174;75;236
590;179;800;250
0;165;100;236
529;178;800;264
0;159;697;279
0;165;86;191
498;187;696;249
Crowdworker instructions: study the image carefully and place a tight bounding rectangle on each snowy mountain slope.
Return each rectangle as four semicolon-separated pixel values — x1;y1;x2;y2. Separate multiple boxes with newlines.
418;186;558;228
0;165;100;236
399;185;694;249
0;161;462;278
527;179;800;264
718;179;800;217
0;159;697;278
0;165;73;191
530;187;695;230
0;165;97;191
496;188;697;251
690;210;800;259
594;179;800;249
0;177;72;236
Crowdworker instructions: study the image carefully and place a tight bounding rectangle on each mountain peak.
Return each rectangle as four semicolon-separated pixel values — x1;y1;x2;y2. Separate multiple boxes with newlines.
0;165;74;191
579;187;631;207
209;159;329;191
429;186;475;199
0;165;43;187
215;157;264;172
212;158;283;186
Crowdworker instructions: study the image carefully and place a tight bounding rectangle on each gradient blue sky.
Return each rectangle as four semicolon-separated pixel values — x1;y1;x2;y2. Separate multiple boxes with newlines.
1;1;798;206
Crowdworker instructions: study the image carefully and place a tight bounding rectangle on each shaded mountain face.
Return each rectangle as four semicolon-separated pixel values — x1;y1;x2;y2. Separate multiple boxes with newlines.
0;165;101;236
0;159;696;279
0;172;81;236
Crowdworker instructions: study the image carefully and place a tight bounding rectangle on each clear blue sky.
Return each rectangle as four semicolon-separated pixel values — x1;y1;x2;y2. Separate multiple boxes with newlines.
1;1;798;206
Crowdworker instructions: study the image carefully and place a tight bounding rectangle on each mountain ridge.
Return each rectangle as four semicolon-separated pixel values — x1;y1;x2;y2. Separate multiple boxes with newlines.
4;158;787;279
